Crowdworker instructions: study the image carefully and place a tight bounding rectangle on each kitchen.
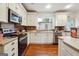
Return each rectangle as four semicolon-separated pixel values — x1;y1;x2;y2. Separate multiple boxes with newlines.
0;3;79;56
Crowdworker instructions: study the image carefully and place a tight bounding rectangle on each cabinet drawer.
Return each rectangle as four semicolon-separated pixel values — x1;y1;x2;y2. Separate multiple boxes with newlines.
61;48;72;56
11;40;18;48
4;40;18;56
63;43;79;56
4;40;18;48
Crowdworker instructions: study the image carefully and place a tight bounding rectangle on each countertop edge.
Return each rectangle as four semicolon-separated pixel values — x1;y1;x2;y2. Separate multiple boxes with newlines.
58;36;79;52
0;37;18;46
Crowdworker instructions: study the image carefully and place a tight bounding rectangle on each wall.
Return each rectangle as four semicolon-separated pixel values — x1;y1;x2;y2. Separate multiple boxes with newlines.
68;12;79;28
74;12;79;28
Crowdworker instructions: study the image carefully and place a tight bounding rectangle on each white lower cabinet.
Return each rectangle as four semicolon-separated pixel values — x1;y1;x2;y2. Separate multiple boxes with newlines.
0;39;18;56
28;31;53;44
58;39;79;56
63;43;79;56
61;48;71;56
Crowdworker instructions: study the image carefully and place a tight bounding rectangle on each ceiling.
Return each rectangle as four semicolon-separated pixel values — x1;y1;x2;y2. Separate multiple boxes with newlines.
23;3;79;13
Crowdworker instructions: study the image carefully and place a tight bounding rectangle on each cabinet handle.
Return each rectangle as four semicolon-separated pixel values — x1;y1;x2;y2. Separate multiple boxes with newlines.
11;42;15;45
11;48;15;51
12;53;15;56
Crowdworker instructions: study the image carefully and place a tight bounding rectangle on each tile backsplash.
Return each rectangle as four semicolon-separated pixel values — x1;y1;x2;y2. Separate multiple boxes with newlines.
1;23;15;31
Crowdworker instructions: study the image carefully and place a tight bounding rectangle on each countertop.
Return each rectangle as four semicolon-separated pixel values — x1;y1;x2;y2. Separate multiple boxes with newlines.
0;37;18;46
58;36;79;51
27;30;54;33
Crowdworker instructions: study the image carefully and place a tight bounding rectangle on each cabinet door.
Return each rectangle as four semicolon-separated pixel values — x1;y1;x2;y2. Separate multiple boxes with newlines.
4;40;18;56
8;3;17;13
19;4;27;26
27;13;37;26
62;15;67;26
0;3;8;23
47;32;53;44
58;39;63;56
36;32;48;44
21;13;27;26
56;15;63;26
27;14;33;26
8;3;22;15
61;48;71;56
55;14;67;26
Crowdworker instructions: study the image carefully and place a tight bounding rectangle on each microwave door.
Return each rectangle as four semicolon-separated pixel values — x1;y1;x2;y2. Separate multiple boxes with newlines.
11;15;19;23
9;9;22;24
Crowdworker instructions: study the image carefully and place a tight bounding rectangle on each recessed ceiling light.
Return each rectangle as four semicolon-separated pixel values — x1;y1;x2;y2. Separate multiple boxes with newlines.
65;4;73;9
46;4;51;9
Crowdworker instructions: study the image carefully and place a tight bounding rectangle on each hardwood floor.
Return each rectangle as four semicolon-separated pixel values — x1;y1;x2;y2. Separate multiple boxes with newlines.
23;44;58;56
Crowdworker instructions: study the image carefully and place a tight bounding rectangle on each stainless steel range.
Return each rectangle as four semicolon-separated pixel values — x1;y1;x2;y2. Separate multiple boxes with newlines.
53;26;64;44
18;34;27;56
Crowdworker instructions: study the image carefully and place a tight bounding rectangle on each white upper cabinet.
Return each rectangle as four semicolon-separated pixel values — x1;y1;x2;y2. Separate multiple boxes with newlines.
8;3;20;14
27;13;38;26
55;13;68;26
20;4;27;26
8;3;17;13
0;3;8;23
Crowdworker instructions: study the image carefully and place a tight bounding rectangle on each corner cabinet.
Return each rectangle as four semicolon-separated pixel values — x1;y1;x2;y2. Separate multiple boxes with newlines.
0;3;8;23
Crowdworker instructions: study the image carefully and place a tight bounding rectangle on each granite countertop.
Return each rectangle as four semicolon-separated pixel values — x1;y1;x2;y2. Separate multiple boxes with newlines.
58;36;79;51
0;37;18;46
27;30;54;33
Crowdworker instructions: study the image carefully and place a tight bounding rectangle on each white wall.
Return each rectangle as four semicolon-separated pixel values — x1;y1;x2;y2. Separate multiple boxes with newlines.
74;12;79;28
68;12;79;28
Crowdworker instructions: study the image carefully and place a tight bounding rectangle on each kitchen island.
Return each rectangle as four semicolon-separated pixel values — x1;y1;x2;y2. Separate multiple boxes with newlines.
27;30;54;44
58;36;79;56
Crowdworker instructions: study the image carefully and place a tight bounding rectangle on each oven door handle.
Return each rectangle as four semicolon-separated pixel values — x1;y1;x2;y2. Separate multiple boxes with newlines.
19;36;27;42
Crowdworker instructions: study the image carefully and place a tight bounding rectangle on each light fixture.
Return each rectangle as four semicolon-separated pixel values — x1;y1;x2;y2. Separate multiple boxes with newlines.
65;4;73;9
46;4;51;9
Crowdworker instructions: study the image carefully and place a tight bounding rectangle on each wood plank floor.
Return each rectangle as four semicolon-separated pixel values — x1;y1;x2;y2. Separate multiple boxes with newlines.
23;44;58;56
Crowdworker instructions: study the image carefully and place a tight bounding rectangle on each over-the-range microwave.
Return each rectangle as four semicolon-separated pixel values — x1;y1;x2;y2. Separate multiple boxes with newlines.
8;8;22;24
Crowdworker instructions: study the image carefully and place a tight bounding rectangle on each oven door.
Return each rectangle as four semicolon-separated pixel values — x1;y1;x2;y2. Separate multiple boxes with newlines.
18;35;27;56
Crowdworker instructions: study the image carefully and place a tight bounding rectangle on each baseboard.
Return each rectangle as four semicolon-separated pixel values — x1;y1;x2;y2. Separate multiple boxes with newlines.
53;43;58;45
29;42;53;45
